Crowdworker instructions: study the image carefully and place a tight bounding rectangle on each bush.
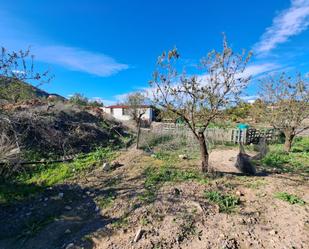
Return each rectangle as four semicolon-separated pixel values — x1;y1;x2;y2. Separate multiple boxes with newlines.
274;192;305;205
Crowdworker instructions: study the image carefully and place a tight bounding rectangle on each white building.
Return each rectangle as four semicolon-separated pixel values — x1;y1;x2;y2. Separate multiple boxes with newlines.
102;105;154;122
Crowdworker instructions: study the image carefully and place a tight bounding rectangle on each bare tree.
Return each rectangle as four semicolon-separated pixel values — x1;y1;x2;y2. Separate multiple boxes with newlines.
150;36;252;172
259;73;309;152
125;92;148;149
0;47;51;84
0;47;52;170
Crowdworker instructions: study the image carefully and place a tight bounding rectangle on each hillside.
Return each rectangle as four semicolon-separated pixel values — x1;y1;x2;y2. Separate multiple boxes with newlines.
0;77;65;104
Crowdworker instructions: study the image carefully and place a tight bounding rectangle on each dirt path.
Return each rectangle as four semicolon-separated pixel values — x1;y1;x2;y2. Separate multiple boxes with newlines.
0;148;308;249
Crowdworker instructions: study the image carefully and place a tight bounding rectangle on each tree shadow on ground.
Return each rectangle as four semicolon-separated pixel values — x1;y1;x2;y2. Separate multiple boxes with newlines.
0;182;120;249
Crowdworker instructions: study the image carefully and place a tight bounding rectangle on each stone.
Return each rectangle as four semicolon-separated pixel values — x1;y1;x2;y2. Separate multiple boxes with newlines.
65;229;71;234
65;243;74;249
269;230;278;236
65;205;72;210
58;193;64;198
178;154;188;160
102;162;111;171
111;161;122;168
133;227;143;243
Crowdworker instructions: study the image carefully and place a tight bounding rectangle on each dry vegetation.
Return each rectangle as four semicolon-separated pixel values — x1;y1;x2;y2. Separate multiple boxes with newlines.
0;44;308;249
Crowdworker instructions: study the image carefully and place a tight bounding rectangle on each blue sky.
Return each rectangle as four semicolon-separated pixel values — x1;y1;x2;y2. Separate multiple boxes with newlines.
1;0;309;105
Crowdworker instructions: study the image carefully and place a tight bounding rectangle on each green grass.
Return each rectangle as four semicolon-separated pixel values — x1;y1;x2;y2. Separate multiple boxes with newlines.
274;192;306;205
245;179;267;189
144;165;208;189
138;165;208;204
204;190;240;213
0;147;116;205
258;137;309;174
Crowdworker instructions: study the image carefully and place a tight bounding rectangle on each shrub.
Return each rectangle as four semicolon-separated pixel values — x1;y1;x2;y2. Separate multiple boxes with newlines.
274;192;305;205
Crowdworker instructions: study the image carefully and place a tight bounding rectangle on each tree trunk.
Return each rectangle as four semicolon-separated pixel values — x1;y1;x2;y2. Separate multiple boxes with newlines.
283;130;294;153
136;120;141;149
198;131;209;173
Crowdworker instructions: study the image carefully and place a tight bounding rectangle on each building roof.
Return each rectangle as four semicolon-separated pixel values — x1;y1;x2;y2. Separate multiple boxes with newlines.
105;105;150;109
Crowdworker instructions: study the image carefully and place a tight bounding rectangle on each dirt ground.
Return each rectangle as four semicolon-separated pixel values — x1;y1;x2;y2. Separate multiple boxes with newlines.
0;148;308;249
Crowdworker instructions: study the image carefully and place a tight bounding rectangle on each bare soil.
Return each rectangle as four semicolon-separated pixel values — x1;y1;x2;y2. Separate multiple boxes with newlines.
0;147;308;249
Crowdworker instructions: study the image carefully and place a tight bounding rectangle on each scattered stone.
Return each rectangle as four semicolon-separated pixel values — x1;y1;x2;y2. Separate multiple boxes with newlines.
247;217;258;224
58;192;64;199
133;227;143;243
150;154;156;158
44;197;49;201
86;191;91;195
221;238;239;249
26;212;32;216
65;205;72;210
65;229;71;234
102;162;111;171
235;190;244;196
95;206;100;212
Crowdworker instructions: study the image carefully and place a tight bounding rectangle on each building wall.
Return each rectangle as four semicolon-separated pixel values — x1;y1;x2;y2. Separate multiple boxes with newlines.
103;107;153;121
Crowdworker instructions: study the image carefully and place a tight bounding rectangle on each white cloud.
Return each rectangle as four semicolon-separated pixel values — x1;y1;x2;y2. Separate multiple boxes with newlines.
0;11;128;77
197;62;281;84
33;45;129;77
240;63;282;78
254;0;309;55
240;95;258;102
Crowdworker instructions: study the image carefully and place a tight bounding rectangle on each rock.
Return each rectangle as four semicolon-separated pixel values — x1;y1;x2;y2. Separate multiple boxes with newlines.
133;227;143;243
65;205;72;210
44;197;49;201
178;154;188;160
65;229;71;234
269;230;278;236
58;192;64;198
221;238;239;249
111;161;122;169
65;243;74;249
102;162;111;171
